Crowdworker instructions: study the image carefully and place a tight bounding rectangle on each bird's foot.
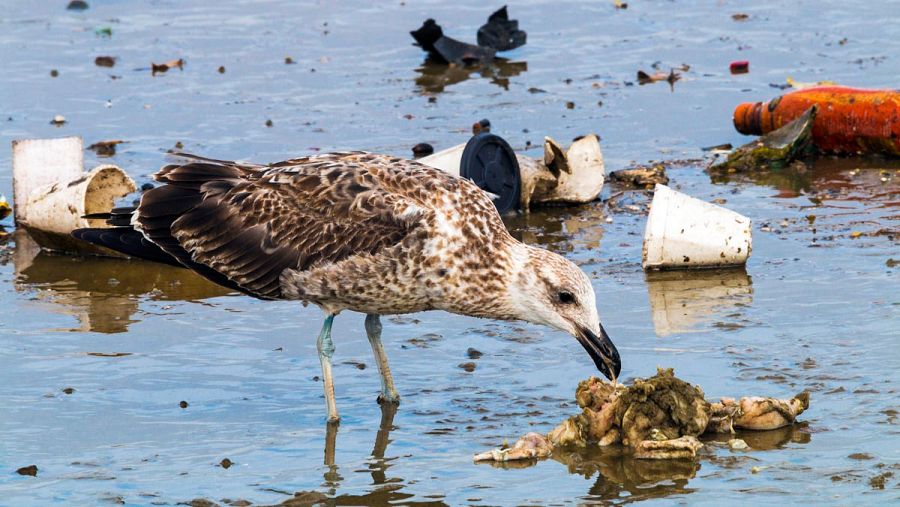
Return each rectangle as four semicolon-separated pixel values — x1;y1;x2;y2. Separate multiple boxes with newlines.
377;391;401;405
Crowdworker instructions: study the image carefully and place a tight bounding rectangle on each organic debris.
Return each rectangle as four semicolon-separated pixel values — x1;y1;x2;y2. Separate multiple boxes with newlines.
637;69;680;86
16;465;38;476
94;27;112;37
151;59;184;75
87;140;125;156
712;106;817;173
94;56;116;67
477;6;526;51
609;164;669;188
476;368;810;462
732;13;749;21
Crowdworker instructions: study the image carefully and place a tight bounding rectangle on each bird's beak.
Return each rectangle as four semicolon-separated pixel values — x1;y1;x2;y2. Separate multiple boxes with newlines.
575;323;621;382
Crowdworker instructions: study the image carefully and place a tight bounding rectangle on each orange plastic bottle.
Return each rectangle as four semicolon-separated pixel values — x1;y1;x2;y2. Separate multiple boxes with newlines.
733;86;900;156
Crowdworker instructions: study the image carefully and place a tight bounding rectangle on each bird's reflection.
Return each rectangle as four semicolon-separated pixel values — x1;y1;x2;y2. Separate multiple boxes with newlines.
12;229;231;333
414;56;527;94
276;403;448;506
645;268;753;337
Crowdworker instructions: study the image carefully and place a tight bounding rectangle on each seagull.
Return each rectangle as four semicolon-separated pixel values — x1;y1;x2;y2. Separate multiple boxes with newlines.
74;152;621;423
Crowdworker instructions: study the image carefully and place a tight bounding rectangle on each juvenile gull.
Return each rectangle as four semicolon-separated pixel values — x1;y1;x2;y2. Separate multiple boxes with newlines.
74;152;621;423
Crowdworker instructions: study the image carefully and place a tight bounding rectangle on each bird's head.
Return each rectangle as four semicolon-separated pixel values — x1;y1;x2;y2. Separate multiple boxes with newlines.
507;244;621;382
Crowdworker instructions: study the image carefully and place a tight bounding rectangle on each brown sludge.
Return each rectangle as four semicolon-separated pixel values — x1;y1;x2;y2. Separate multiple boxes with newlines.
475;368;810;462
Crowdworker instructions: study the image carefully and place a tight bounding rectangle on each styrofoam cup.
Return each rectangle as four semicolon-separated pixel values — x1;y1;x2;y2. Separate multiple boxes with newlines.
642;184;752;270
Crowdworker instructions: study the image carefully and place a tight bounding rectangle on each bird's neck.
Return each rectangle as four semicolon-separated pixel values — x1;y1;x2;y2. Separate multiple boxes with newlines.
437;239;534;322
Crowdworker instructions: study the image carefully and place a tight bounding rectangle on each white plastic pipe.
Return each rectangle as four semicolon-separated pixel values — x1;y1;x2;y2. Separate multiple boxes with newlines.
642;184;752;270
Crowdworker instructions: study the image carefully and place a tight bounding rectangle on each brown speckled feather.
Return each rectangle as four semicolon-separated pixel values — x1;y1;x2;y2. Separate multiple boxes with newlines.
135;152;509;312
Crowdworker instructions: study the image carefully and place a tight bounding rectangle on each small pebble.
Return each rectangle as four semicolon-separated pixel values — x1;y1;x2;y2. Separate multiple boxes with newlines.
458;362;477;372
179;400;189;409
285;57;295;64
265;119;273;127
565;101;575;109
728;438;748;450
62;387;75;395
220;458;233;469
50;69;59;77
466;348;483;359
218;66;226;74
16;465;38;476
67;0;89;10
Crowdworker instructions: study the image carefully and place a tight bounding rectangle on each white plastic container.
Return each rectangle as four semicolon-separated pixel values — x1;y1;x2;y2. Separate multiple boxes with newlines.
12;136;137;255
642;184;752;270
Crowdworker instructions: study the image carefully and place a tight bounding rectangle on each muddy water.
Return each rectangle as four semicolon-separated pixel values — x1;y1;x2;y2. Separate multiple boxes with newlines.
0;1;897;505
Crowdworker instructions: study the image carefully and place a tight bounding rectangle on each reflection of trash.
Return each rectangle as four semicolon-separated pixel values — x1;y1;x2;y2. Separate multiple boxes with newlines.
419;132;605;212
714;107;817;173
609;164;668;188
477;6;527;51
476;368;810;462
411;7;526;65
645;268;752;336
733;86;900;156
12;137;136;254
414;57;526;93
13;231;230;334
642;184;752;270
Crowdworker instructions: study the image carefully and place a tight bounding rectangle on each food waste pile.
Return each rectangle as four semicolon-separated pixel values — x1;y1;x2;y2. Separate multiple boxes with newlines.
475;368;809;461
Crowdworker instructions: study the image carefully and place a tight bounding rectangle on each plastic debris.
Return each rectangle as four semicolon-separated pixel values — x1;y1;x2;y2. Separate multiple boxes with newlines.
477;6;527;51
730;61;749;74
733;86;900;156
50;115;66;126
642;184;752;270
411;7;526;65
418;132;605;211
714;106;817;173
12;136;136;255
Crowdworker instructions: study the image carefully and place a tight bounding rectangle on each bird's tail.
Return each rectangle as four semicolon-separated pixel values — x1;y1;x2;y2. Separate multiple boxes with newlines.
72;207;182;266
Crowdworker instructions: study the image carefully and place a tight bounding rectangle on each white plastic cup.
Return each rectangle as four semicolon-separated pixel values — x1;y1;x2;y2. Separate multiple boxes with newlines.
642;184;752;270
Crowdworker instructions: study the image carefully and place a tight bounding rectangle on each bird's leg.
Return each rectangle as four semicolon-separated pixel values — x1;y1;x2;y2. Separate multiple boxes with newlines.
317;314;339;423
364;314;400;404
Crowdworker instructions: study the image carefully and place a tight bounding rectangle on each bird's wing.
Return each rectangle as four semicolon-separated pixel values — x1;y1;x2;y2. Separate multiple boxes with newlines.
136;152;437;300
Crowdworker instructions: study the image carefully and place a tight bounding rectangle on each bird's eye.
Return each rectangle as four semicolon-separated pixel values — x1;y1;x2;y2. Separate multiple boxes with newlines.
557;291;576;304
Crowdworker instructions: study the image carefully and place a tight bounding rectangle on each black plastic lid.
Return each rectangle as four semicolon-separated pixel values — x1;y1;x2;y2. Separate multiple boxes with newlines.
459;133;521;214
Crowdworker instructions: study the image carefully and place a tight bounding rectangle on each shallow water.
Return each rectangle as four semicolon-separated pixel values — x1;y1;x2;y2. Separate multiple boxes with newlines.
0;1;898;505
